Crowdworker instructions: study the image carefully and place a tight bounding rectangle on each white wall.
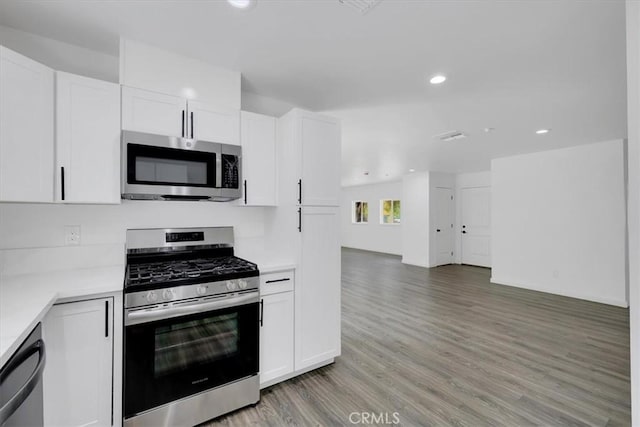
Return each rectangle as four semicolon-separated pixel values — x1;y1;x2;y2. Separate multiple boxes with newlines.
491;139;627;307
626;1;640;423
340;181;402;255
0;201;268;274
402;172;429;267
0;25;119;82
454;171;491;264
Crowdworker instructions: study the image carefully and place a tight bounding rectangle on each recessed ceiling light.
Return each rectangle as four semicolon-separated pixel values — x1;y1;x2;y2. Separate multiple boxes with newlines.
536;129;550;134
429;75;447;85
228;0;256;9
409;169;415;172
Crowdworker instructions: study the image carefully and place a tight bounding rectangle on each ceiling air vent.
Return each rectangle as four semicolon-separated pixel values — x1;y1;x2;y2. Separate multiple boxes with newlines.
338;0;383;15
434;131;467;142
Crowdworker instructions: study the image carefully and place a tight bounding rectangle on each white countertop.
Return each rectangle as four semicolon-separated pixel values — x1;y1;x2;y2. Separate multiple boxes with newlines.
0;265;124;367
259;263;297;274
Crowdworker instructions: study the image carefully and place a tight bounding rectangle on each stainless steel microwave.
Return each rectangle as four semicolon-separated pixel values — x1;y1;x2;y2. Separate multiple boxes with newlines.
121;130;242;201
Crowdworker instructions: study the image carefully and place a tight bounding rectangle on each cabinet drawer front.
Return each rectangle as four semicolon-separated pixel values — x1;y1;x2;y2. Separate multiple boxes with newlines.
260;270;294;296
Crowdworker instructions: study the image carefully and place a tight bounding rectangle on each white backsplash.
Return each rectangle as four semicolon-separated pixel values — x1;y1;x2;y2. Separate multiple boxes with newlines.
0;200;273;275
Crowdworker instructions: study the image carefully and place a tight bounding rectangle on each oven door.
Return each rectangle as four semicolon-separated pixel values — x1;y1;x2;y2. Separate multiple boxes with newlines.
121;130;221;199
123;293;259;419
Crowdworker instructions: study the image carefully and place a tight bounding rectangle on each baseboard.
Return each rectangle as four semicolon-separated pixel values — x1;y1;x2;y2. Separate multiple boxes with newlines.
341;246;402;257
490;276;629;308
259;358;335;390
401;258;428;268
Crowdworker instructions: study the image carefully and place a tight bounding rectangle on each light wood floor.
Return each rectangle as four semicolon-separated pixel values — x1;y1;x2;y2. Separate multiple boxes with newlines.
212;248;630;426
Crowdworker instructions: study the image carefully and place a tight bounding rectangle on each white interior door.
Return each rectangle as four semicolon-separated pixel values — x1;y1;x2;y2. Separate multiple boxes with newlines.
435;187;454;266
461;186;491;267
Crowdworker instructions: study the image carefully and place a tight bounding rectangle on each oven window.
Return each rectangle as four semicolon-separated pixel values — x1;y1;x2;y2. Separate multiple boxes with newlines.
128;144;216;187
154;313;238;377
124;301;259;418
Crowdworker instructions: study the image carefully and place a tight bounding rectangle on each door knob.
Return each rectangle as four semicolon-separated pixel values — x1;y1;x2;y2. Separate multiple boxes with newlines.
462;230;467;234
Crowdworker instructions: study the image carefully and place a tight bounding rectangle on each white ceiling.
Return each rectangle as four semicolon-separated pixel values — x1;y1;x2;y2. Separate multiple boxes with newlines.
0;0;628;186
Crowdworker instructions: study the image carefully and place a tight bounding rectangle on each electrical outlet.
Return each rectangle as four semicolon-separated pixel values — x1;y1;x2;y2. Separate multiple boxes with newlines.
64;225;81;246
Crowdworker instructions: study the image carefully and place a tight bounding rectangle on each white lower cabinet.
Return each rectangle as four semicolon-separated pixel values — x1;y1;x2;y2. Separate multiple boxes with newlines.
43;297;113;427
259;269;295;387
296;206;341;370
259;291;294;386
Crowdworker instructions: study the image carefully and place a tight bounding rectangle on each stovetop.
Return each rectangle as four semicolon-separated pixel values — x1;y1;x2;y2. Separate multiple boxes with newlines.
125;255;258;292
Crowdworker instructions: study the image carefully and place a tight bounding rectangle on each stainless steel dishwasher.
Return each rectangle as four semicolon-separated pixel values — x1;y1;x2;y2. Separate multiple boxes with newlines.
0;323;46;427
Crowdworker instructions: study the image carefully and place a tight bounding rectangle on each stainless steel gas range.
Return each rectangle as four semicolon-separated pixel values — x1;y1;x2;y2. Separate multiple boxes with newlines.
123;227;260;427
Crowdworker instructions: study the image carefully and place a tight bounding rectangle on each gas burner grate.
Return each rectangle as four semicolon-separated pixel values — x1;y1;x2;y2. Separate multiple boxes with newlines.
126;256;257;287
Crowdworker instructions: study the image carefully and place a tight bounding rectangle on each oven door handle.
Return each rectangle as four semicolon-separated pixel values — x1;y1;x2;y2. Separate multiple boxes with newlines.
125;292;260;326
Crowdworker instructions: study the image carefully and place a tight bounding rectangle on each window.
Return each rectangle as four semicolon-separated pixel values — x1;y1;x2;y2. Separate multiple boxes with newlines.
352;201;368;223
381;200;401;224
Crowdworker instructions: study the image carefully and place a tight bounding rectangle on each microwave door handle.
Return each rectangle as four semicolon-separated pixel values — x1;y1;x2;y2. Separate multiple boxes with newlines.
181;110;185;138
216;151;223;189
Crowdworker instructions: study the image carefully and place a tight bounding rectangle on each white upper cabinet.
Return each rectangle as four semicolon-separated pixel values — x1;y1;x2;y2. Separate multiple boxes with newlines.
0;46;54;202
240;111;276;206
121;86;186;137
56;72;121;204
121;86;241;145
278;109;341;207
188;100;239;144
299;112;341;206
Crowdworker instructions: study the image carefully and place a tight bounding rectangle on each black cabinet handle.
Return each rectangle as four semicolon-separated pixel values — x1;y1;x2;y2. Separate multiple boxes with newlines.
190;111;194;139
259;299;264;327
104;300;109;338
181;110;185;137
60;167;65;201
265;278;291;284
462;230;467;234
297;208;302;232
244;180;247;204
436;229;441;232
297;179;302;204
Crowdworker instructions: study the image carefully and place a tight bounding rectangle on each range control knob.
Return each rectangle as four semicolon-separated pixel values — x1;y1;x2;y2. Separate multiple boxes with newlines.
238;279;248;290
226;280;237;291
162;289;175;301
196;285;207;296
146;291;158;303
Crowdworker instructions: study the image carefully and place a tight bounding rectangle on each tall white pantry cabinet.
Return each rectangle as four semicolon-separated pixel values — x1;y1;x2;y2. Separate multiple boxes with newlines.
267;108;341;377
